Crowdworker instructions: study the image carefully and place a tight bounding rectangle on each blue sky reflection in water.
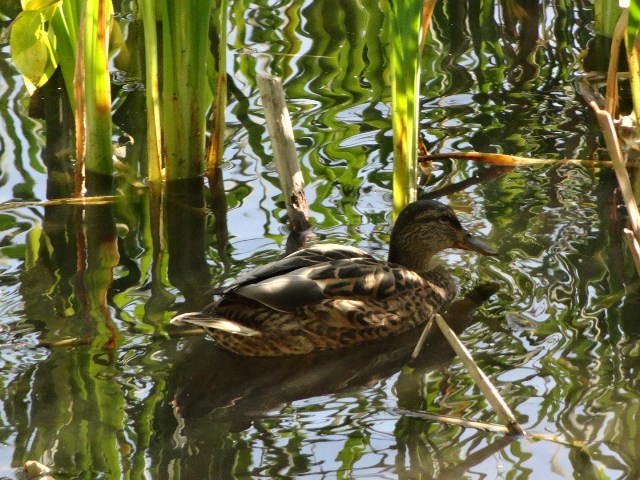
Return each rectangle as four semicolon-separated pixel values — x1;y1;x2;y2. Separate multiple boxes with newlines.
1;1;640;479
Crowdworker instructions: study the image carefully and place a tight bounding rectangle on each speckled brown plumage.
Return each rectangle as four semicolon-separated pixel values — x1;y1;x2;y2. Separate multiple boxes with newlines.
172;200;496;356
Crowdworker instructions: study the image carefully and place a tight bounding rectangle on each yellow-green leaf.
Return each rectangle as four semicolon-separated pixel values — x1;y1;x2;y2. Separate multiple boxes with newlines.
630;0;640;47
10;10;50;93
22;0;59;11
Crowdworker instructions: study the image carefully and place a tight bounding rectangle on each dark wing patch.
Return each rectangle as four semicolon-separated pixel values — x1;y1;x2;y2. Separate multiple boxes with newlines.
230;257;427;312
219;244;374;294
235;274;326;312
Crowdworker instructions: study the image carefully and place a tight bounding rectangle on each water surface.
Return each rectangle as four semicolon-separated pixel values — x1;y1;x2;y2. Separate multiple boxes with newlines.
1;1;640;479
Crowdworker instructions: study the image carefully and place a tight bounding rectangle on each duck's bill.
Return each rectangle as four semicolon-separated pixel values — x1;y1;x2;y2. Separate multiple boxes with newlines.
455;233;498;256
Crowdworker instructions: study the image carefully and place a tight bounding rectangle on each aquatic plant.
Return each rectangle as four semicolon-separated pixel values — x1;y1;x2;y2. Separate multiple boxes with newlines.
384;0;430;217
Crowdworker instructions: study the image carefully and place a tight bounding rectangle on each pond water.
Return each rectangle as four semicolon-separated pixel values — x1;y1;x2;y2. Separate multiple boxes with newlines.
2;1;640;479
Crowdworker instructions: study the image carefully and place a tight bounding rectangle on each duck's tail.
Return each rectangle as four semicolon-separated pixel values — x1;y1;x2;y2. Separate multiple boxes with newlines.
171;312;261;337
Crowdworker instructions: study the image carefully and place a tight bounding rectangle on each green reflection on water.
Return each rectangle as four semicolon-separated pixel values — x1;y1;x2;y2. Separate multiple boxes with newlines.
1;0;640;479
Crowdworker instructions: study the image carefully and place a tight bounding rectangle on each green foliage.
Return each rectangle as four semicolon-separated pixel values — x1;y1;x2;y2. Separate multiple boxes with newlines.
9;0;79;101
9;0;220;180
595;0;622;37
9;0;59;94
158;0;215;179
82;0;113;176
630;0;640;46
139;0;161;181
49;0;80;106
9;0;112;175
384;0;424;217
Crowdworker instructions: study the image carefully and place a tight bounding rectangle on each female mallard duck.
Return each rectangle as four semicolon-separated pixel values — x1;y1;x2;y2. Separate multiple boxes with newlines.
172;200;497;356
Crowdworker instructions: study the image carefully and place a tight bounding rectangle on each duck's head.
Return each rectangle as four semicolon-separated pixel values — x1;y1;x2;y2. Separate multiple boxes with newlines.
388;199;497;271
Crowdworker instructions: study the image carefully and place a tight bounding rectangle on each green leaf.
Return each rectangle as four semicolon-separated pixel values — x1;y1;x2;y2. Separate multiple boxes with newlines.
23;0;60;16
630;0;640;46
9;10;51;93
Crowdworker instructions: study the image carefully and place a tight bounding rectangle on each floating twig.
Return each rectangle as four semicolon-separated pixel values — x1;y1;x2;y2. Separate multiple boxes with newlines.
394;408;582;447
395;407;511;433
419;152;623;168
0;195;119;212
411;317;434;359
431;313;526;436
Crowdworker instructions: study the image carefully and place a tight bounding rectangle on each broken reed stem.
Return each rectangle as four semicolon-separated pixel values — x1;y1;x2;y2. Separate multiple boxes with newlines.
256;67;311;233
625;27;640;137
590;102;640;278
431;314;526;436
411;317;434;359
605;10;627;115
587;9;640;278
624;228;640;274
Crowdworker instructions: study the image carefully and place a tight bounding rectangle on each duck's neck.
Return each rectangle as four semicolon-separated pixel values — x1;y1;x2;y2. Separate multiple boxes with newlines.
387;243;436;272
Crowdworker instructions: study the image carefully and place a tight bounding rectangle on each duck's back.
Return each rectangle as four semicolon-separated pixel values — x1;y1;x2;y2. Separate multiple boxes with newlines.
204;247;456;355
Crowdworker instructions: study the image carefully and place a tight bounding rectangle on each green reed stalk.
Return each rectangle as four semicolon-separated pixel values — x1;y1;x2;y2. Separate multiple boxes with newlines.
206;0;228;176
140;0;162;182
80;0;113;177
631;0;640;45
50;0;81;107
386;0;424;217
627;1;640;136
159;0;214;180
595;0;623;37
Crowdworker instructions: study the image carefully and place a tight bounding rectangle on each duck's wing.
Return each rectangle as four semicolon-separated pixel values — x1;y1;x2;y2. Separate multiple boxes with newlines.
233;258;431;313
171;312;261;336
172;245;375;332
217;244;374;294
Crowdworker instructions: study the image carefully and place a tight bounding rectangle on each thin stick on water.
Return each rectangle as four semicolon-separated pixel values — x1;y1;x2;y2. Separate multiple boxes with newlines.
394;408;578;446
418;151;627;169
395;407;511;433
411;317;434;359
429;313;526;436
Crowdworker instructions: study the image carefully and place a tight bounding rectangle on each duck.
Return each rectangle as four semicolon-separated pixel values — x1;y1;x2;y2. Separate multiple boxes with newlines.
171;199;497;356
